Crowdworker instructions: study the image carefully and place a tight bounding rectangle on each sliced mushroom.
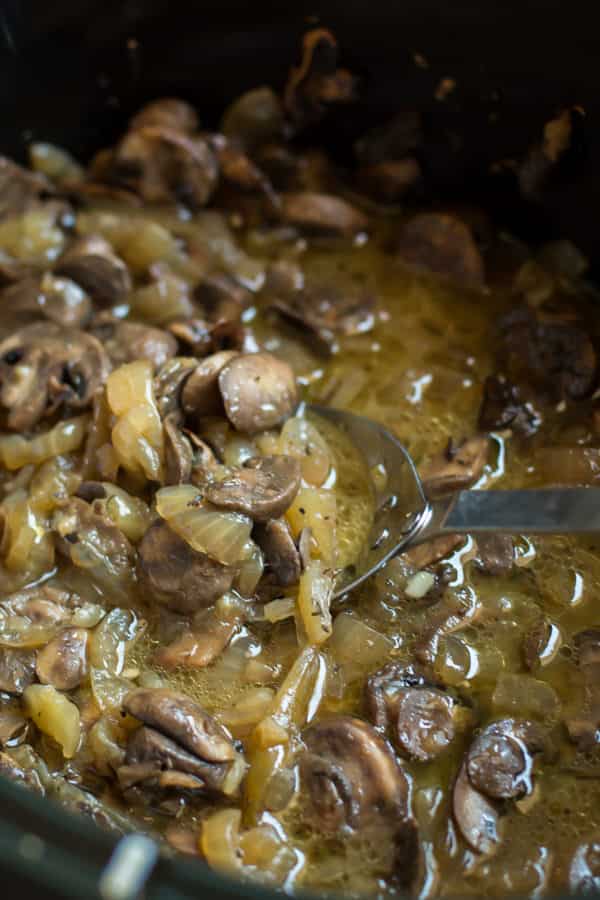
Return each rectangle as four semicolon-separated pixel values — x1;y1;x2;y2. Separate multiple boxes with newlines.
35;627;88;691
204;456;301;522
478;374;540;436
56;235;131;306
110;127;218;209
253;518;302;586
0;156;53;221
154;618;237;670
0;648;37;695
453;761;502;855
0;321;110;431
181;350;239;420
164;414;193;485
92;319;177;370
365;662;465;761
194;272;252;324
522;618;562;671
420;435;489;498
568;835;600;893
2;273;92;329
396;213;484;287
129;98;199;133
280;192;368;236
0;706;28;746
123;688;237;764
137;520;234;614
53;498;136;587
466;719;546;800
283;28;355;131
270;282;375;350
473;534;514;577
120;725;226;792
401;534;462;570
218;352;298;434
300;716;411;832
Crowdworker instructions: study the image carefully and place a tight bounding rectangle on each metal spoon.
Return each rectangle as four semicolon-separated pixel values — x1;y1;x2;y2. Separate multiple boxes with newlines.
308;404;600;598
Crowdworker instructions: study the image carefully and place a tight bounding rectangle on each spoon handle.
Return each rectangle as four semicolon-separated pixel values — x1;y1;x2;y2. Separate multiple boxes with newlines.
414;487;600;545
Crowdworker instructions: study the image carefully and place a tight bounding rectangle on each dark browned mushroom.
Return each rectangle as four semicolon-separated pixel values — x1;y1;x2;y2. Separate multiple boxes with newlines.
181;350;239;420
478;374;540;436
110;126;218;209
420;435;489;499
35;627;88;691
163;414;193;485
522;618;562;671
0;705;28;746
0;321;111;431
218;352;298;433
137;520;234;614
129;98;199;133
299;716;419;884
0;648;37;695
299;716;412;833
280;192;368;236
357;159;421;204
401;534;462;570
499;306;596;403
396;212;484;287
466;719;546;800
153;357;198;418
119;687;245;799
0;156;54;221
56;235;131;306
204;456;301;522
283;28;355;131
473;534;514;577
194;272;252;324
253;517;302;586
354;112;422;167
270;281;375;351
365;662;466;762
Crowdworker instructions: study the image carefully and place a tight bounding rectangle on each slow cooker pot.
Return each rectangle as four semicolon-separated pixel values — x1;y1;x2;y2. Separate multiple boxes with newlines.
0;0;598;895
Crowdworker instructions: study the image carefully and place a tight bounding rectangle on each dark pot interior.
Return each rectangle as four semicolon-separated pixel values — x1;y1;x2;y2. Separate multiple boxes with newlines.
0;1;598;896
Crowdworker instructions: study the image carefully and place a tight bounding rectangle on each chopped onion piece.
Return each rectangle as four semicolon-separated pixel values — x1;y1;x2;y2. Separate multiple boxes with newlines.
279;417;332;486
297;559;333;645
0;416;88;470
23;684;81;758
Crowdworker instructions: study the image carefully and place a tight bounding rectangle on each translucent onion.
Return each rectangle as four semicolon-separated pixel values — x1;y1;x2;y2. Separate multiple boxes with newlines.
23;684;81;758
202;809;243;874
88;715;127;774
119;221;180;273
91;485;152;543
286;487;337;567
263;598;296;624
89;608;145;675
297;559;333;645
235;542;264;596
29;456;81;514
492;673;561;720
0;208;65;263
156;486;253;565
279;416;332;486
223;435;258;468
109;365;165;480
219;688;275;736
129;273;194;324
90;668;135;713
328;611;392;682
0;416;88;470
106;360;155;416
0;490;54;578
29;142;84;183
